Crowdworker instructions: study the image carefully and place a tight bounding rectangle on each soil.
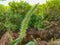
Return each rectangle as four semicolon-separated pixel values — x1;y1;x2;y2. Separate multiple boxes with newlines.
0;21;60;45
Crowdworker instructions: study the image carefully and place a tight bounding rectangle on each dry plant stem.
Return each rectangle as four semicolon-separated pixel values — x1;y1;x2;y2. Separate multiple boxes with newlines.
0;31;13;45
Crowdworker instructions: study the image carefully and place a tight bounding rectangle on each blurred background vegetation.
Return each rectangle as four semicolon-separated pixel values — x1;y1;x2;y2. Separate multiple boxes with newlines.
0;0;60;32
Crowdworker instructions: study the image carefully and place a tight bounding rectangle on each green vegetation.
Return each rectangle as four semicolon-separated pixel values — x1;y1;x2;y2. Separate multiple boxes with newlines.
10;3;38;45
0;0;60;32
0;0;60;45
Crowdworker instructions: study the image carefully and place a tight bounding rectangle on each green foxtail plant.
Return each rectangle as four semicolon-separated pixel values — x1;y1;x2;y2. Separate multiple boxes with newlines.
10;4;39;45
